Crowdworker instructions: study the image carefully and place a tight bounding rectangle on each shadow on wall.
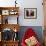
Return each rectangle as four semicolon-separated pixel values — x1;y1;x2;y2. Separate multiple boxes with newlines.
18;26;44;44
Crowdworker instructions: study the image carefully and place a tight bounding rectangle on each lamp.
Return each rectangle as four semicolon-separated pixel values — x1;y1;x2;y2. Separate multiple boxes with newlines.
13;28;18;41
14;28;17;32
15;0;17;7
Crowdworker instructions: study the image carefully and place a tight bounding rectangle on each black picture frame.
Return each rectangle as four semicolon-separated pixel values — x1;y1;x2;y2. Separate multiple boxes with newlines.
24;8;37;19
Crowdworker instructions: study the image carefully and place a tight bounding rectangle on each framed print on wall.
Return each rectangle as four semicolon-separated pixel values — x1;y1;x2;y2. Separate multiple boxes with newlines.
2;10;9;15
24;8;37;19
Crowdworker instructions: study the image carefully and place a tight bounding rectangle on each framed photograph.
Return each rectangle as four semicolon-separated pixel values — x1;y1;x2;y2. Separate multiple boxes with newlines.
0;15;1;24
24;8;37;19
2;16;8;24
2;10;9;15
9;10;18;15
0;32;1;41
8;16;18;24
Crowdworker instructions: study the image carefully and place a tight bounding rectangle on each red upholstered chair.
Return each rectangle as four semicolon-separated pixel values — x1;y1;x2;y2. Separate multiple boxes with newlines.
21;28;41;46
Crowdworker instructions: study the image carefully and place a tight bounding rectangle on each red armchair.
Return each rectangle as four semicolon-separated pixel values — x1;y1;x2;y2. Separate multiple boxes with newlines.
21;28;41;46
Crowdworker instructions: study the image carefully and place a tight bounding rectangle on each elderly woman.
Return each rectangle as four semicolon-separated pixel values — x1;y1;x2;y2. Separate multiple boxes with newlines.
21;28;41;46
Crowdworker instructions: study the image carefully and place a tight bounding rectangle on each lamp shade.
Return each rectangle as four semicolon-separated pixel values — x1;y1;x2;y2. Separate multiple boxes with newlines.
14;29;17;32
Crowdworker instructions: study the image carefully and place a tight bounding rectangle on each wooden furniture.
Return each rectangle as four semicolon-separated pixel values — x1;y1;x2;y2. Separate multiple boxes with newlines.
2;41;19;46
0;24;20;31
43;0;46;46
0;7;19;24
0;7;20;46
44;29;46;46
43;0;46;27
0;41;2;46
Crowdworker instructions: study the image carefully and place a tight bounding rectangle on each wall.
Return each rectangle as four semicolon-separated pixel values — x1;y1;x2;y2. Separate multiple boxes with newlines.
0;0;44;26
19;0;44;26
